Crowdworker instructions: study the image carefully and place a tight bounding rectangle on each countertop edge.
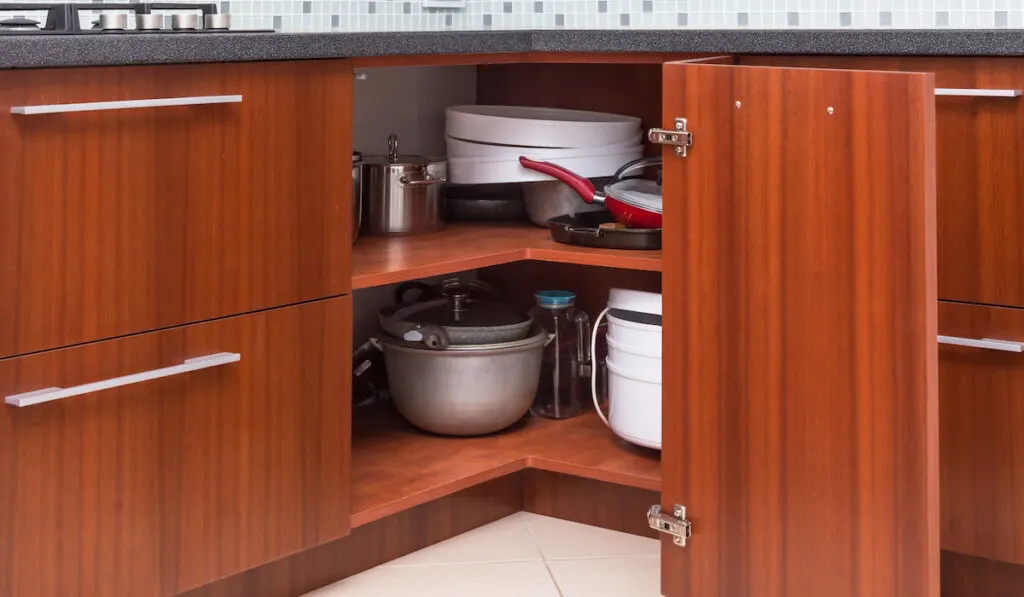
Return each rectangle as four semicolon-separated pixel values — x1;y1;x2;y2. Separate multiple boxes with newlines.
2;29;1024;70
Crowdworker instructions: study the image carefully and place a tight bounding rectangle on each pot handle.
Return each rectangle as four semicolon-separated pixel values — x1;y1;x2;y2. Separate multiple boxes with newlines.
519;157;597;203
591;306;612;429
395;281;441;305
378;308;451;349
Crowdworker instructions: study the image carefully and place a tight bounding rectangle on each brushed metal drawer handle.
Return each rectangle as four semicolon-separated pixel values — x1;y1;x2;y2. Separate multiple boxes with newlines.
938;336;1024;352
10;94;243;115
4;352;241;408
935;88;1023;98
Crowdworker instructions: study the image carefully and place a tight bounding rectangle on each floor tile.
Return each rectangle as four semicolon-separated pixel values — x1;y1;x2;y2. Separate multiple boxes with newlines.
547;556;662;597
306;560;561;597
384;512;542;566
522;512;660;560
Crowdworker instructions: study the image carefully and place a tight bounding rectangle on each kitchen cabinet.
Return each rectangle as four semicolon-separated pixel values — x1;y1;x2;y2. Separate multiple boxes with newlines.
938;301;1024;565
0;60;352;359
0;297;352;597
745;56;1024;310
659;62;938;597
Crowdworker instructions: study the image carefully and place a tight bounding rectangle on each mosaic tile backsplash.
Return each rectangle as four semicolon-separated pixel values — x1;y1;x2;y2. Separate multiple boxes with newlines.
58;0;1024;32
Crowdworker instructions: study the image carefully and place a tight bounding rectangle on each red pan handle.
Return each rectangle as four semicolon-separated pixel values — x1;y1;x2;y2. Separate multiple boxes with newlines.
519;157;597;203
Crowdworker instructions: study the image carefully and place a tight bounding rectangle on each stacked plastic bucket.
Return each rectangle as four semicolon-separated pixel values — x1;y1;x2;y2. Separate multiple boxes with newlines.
590;288;662;450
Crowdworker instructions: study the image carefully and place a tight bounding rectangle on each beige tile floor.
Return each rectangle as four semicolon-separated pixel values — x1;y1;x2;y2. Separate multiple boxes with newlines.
304;512;662;597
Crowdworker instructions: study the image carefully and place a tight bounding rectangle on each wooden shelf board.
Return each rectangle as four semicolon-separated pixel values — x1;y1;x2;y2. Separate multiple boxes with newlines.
350;404;661;528
352;224;662;290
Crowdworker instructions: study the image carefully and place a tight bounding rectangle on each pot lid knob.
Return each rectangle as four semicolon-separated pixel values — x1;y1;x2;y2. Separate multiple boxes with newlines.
387;133;399;163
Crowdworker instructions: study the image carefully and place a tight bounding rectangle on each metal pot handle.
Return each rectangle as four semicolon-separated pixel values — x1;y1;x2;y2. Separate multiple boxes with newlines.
378;305;451;349
400;167;447;187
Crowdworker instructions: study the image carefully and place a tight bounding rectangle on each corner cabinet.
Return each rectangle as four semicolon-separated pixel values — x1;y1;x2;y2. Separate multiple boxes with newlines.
657;62;939;597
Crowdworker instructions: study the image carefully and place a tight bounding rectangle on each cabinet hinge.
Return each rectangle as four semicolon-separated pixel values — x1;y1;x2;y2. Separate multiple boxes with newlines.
648;118;692;157
648;504;692;547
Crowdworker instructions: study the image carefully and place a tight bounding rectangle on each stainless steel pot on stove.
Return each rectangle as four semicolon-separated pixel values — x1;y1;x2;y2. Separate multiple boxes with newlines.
361;134;447;236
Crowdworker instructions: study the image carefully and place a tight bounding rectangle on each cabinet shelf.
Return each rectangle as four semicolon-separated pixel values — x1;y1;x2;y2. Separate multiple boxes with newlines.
352;223;662;290
350;403;661;527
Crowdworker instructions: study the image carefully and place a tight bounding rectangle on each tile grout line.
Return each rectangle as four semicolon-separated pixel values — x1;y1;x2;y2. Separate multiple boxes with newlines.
519;513;566;596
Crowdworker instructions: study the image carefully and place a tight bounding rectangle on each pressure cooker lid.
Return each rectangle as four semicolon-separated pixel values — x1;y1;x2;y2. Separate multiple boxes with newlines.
399;295;530;329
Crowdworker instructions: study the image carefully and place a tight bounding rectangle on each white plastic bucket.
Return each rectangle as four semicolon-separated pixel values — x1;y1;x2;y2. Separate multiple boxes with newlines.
603;359;662;450
606;313;662;354
605;335;661;382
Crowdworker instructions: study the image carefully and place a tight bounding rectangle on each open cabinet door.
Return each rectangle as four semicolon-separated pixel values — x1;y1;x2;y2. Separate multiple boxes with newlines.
658;63;939;597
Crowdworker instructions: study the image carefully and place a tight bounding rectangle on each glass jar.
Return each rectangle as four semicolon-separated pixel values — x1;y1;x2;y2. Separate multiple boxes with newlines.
530;290;591;419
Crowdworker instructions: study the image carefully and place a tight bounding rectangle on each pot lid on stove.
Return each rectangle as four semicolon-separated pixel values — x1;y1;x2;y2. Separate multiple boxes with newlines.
0;16;41;30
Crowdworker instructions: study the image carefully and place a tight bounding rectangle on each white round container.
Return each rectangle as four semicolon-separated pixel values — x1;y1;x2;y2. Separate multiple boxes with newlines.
446;105;642;149
608;288;662;315
446;135;641;158
606;313;662;354
604;359;662;450
447;145;643;185
606;335;661;382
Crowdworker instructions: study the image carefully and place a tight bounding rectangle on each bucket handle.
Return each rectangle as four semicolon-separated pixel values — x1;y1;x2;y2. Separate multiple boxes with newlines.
591;307;612;429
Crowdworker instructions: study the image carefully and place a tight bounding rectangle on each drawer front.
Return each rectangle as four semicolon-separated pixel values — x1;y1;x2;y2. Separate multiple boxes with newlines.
0;296;352;597
0;60;353;359
939;301;1024;564
742;56;1024;307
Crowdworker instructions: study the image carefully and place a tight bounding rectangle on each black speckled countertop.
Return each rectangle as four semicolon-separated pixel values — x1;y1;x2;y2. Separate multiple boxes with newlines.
2;29;1024;70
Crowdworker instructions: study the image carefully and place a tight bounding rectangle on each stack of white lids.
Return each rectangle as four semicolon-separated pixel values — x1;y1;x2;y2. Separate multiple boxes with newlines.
445;106;644;185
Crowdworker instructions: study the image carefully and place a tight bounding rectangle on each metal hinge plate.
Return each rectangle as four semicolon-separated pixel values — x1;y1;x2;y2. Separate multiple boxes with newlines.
648;504;692;547
648;118;692;157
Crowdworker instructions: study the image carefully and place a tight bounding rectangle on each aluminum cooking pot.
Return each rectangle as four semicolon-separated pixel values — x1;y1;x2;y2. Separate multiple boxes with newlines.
377;326;547;436
378;280;532;349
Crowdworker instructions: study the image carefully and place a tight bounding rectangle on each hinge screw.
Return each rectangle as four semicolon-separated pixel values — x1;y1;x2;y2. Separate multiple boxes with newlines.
735;100;742;108
827;106;835;115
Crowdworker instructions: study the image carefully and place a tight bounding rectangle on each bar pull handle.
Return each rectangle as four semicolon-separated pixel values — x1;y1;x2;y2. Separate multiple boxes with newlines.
4;352;241;407
10;94;243;115
934;88;1023;98
938;336;1024;353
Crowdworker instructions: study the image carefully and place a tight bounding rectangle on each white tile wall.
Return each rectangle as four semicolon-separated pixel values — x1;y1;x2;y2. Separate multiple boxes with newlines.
45;0;1024;32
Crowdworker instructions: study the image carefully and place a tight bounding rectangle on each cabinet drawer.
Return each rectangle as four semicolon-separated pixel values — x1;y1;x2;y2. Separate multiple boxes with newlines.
0;60;353;359
0;296;352;597
939;301;1024;564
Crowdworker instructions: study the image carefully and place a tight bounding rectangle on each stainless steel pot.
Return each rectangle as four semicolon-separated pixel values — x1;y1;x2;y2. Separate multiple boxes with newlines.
361;134;447;236
377;327;547;436
352;151;363;244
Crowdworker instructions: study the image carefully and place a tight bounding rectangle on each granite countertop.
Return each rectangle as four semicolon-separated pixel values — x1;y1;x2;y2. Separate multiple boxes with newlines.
2;29;1024;69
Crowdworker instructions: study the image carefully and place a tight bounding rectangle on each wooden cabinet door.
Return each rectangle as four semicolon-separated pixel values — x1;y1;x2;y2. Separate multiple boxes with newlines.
939;301;1024;564
660;63;939;597
0;297;351;597
0;60;352;359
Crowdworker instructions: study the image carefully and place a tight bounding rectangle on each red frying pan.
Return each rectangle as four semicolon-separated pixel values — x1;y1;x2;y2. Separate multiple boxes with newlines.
519;156;663;229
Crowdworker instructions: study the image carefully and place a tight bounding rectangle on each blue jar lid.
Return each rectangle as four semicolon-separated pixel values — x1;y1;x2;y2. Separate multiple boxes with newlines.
535;290;576;308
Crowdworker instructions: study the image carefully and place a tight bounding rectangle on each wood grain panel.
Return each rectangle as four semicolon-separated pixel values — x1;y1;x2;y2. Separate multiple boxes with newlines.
742;56;1024;309
0;60;352;359
477;62;664;157
352;224;661;290
938;301;1024;563
351;404;660;527
0;297;351;597
941;550;1024;597
179;475;522;597
660;63;938;597
523;470;659;539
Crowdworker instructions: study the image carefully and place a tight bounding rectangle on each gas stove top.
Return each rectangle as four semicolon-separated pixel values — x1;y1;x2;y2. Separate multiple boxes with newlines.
0;2;273;33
